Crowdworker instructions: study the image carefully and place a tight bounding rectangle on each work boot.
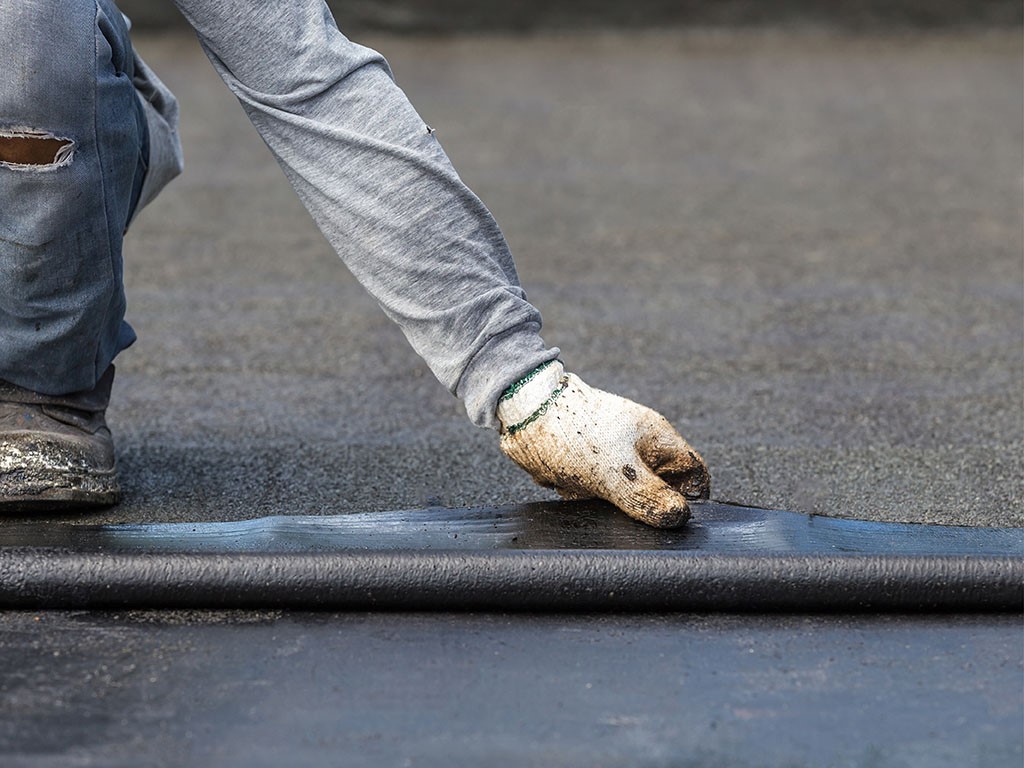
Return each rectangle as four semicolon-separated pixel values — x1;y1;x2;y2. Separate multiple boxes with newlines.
0;366;120;512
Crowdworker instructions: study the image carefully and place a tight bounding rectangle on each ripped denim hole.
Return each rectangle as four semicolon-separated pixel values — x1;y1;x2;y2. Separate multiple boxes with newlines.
0;128;76;170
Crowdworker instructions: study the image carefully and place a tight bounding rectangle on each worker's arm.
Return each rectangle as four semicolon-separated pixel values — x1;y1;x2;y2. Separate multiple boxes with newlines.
171;0;709;525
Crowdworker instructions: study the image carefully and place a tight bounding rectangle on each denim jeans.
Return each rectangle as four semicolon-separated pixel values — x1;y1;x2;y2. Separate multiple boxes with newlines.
0;0;556;428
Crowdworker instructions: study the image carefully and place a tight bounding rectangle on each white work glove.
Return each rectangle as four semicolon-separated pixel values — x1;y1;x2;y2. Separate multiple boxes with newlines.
497;361;710;528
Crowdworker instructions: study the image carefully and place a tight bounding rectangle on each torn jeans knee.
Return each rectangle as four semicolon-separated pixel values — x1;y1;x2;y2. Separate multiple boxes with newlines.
0;128;75;170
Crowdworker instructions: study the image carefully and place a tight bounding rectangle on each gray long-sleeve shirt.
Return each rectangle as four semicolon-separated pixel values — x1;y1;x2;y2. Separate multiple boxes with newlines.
141;0;558;428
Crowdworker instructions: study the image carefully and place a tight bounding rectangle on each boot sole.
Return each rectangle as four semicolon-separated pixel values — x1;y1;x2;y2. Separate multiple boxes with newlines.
0;469;120;513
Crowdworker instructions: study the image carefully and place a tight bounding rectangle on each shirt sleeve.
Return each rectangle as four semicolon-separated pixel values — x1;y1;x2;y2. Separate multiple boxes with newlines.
170;0;558;428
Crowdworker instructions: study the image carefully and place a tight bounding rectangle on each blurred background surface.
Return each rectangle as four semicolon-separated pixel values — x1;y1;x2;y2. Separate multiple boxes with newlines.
119;0;1023;31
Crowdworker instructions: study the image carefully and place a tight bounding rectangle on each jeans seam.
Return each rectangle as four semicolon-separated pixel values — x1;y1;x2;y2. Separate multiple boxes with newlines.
91;0;116;385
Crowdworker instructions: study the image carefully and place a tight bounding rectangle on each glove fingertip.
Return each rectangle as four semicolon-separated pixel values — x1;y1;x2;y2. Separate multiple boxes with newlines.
644;500;691;529
620;489;692;529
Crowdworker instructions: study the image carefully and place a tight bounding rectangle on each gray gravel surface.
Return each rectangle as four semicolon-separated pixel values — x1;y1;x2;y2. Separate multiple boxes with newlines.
14;29;1019;527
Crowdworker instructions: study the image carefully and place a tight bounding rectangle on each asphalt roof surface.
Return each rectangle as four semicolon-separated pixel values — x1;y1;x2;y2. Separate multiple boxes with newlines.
1;611;1020;768
1;30;1021;768
10;29;1016;529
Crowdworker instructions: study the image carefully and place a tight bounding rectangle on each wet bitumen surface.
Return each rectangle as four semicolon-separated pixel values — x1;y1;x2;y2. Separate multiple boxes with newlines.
1;29;1022;767
3;500;1021;555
